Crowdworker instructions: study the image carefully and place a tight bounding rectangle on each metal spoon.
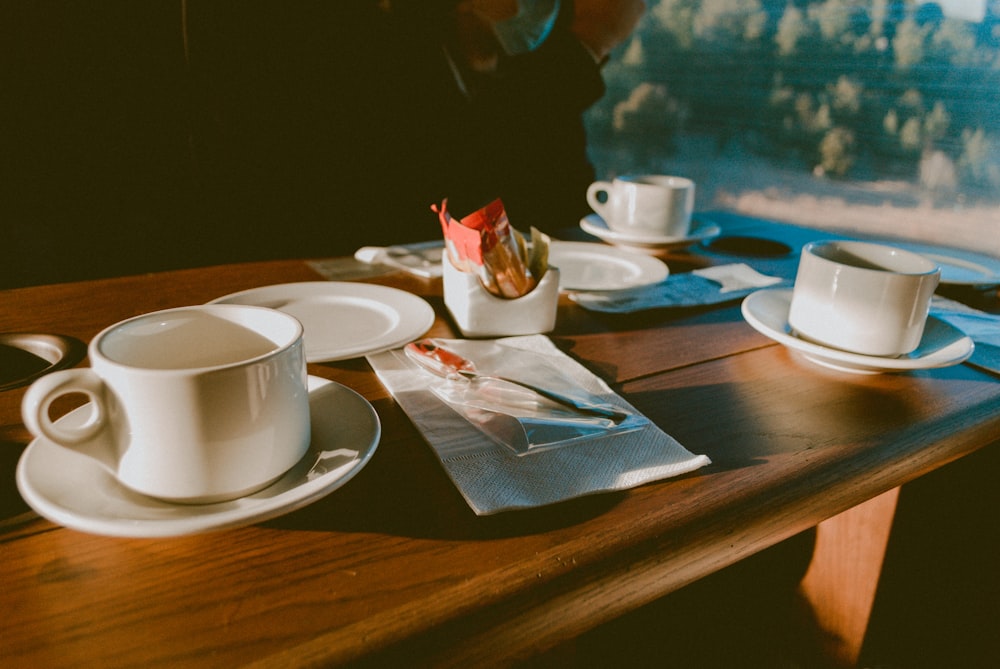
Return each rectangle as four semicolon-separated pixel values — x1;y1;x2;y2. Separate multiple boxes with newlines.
404;339;628;423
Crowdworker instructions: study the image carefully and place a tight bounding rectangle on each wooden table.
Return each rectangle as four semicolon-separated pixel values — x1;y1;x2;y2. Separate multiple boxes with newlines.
3;225;999;668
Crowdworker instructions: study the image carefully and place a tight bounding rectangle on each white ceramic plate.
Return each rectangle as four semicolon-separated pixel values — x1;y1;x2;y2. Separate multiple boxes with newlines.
741;289;974;374
211;282;434;362
16;377;380;537
580;214;721;252
548;241;668;291
872;241;1000;287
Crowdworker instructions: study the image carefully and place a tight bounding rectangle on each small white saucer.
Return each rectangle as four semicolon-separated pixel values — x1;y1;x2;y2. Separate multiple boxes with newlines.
16;377;380;537
741;289;974;374
0;333;87;391
210;282;435;363
579;214;721;253
548;241;668;291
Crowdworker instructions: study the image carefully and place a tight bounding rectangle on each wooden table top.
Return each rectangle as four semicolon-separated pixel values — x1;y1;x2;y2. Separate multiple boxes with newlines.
3;221;999;668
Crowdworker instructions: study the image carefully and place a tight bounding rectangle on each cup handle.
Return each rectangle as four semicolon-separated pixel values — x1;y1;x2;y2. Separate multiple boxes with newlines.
22;369;110;447
586;181;613;219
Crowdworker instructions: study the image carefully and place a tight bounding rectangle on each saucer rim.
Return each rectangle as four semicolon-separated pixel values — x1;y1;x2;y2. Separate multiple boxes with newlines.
865;240;1000;287
741;288;974;373
548;240;669;291
580;213;721;248
209;282;435;362
0;333;88;392
15;376;380;537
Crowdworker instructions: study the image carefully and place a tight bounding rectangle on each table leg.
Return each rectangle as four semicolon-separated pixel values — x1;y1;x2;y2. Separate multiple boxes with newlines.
798;487;901;667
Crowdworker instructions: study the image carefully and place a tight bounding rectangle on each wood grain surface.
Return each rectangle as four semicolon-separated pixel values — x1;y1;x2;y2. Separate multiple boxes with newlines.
2;253;998;668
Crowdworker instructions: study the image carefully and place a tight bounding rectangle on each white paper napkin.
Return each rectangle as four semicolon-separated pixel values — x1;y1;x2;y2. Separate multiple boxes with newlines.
353;240;445;278
570;263;786;313
693;263;786;293
367;335;711;514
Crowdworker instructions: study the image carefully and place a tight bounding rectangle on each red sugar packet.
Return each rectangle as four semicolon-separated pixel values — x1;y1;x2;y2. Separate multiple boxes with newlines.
433;198;539;298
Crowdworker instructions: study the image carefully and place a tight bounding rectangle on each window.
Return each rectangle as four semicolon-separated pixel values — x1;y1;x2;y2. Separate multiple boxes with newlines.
585;0;1000;256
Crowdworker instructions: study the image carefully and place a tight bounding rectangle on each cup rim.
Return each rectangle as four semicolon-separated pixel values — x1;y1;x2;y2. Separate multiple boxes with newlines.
803;240;940;277
91;304;303;374
613;174;695;190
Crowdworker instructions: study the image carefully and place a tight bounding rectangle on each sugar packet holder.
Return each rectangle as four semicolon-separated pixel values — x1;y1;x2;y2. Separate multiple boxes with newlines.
443;252;560;337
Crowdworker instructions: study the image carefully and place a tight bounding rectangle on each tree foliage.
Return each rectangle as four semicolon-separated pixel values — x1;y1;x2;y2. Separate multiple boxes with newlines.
586;0;1000;193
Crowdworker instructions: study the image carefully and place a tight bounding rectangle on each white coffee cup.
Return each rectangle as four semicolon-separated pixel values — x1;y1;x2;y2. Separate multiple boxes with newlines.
21;304;310;503
788;240;941;357
586;175;695;238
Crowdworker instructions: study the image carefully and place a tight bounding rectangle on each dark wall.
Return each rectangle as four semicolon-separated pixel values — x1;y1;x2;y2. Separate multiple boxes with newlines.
3;2;601;289
2;3;457;288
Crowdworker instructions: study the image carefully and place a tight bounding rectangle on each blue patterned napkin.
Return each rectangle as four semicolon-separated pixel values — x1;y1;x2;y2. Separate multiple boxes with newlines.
931;297;1000;375
570;263;786;313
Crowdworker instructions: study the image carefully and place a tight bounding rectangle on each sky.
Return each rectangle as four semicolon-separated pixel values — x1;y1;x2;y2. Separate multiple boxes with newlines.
930;0;987;22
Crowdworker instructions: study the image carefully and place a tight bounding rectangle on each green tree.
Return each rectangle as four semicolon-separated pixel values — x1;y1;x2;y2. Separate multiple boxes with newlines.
959;128;1000;188
923;101;951;143
818;126;856;176
775;4;809;56
919;149;957;194
899;89;925;114
869;0;889;38
810;0;853;43
829;75;863;115
588;0;1000;204
883;108;899;135
900;117;924;152
893;18;928;69
621;36;645;67
694;0;767;43
612;82;687;165
930;17;979;65
651;0;699;50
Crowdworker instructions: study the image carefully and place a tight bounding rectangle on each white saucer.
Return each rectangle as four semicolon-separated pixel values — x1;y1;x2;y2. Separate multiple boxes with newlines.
16;377;380;537
870;240;1000;287
579;214;721;252
210;282;434;362
741;289;974;374
0;333;86;391
548;241;668;291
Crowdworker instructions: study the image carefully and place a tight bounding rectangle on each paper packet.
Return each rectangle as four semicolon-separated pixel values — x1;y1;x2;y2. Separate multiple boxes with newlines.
433;198;549;298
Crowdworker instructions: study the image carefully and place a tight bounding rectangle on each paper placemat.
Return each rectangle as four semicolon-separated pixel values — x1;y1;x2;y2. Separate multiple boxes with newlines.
367;335;711;514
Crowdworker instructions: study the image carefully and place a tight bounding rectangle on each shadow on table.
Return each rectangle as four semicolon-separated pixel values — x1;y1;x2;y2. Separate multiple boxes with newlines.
263;459;627;540
265;352;944;540
0;440;36;531
262;393;629;540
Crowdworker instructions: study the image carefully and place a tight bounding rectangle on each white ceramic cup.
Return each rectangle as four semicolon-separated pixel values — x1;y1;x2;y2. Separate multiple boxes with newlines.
788;240;941;357
21;304;311;503
586;175;695;238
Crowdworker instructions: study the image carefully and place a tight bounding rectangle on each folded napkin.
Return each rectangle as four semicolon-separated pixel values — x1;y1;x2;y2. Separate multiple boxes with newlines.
367;335;711;514
571;263;786;313
931;297;1000;375
351;240;445;278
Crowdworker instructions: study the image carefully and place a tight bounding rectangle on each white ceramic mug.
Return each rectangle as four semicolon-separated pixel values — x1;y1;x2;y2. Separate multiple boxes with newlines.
586;175;695;238
788;241;941;357
21;304;310;503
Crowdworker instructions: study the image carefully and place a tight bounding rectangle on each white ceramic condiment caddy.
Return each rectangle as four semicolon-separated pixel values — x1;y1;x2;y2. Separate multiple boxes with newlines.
442;254;559;337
